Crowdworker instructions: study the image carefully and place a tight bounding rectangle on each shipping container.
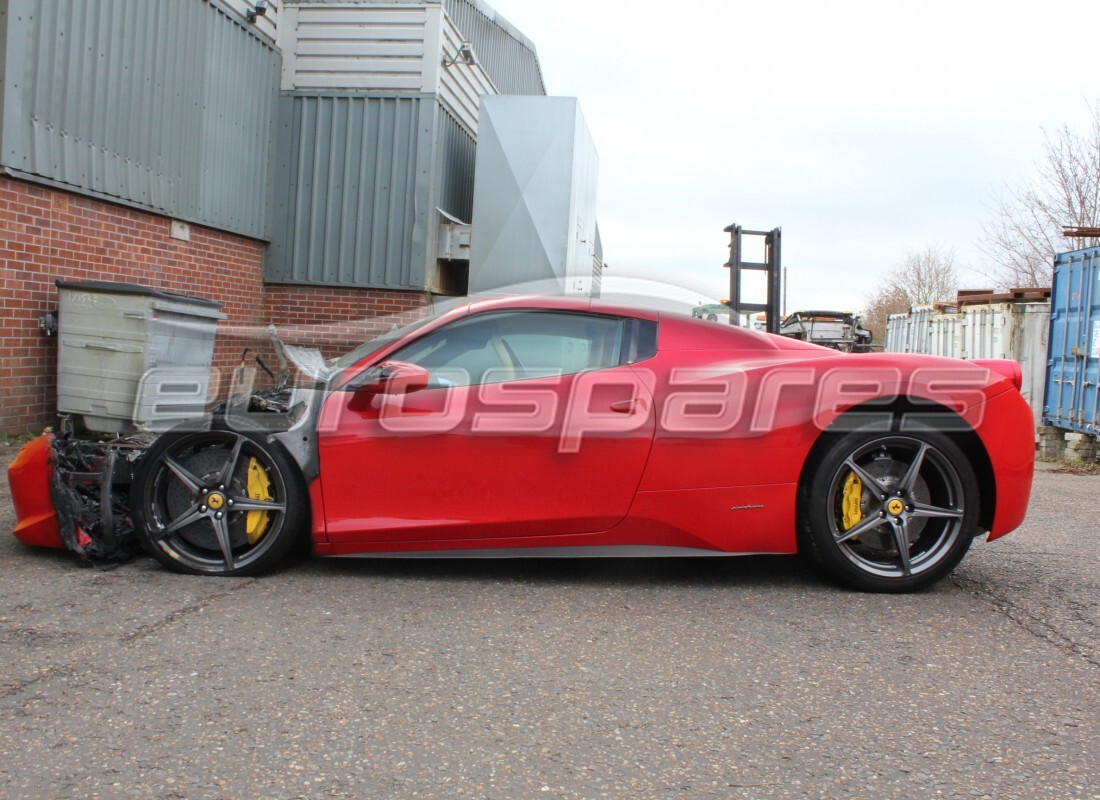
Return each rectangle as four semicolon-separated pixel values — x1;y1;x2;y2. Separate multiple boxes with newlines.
960;303;1048;427
886;305;954;355
885;308;923;353
1042;247;1100;434
886;301;1049;429
884;313;909;353
927;313;959;358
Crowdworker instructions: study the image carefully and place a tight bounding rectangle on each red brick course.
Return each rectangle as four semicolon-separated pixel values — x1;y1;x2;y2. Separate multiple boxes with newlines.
0;178;431;434
261;285;430;356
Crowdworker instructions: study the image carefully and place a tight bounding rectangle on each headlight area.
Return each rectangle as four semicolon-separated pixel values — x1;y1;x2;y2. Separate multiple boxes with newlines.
8;432;152;561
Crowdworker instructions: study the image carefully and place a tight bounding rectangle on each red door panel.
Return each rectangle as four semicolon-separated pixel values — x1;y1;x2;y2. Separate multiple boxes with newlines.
317;366;655;544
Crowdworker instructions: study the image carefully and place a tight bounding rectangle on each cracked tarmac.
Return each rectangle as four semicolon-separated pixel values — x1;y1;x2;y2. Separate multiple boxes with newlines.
0;447;1097;799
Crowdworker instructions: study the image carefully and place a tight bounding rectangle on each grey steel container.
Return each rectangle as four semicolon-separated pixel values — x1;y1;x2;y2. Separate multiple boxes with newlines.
958;302;1049;429
885;306;938;354
884;313;909;353
927;313;959;358
885;301;1050;430
55;281;226;434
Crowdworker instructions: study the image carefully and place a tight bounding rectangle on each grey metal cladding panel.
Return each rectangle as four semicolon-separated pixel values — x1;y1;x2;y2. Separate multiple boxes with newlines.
442;0;546;96
268;94;432;289
2;0;277;240
435;105;475;223
200;3;279;236
0;1;8;135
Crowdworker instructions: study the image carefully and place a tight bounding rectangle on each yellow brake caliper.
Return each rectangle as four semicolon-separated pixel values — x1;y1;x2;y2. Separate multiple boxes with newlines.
245;457;274;545
841;471;863;535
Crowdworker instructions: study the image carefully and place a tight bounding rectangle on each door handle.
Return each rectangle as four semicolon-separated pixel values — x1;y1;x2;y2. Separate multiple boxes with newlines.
610;398;644;414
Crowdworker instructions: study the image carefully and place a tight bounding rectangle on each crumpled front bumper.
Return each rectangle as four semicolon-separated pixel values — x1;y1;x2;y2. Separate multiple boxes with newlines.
8;433;143;558
7;433;64;549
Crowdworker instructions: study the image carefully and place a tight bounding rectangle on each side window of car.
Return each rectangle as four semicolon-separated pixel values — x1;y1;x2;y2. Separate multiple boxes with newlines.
392;311;626;387
622;318;658;365
389;315;507;387
495;312;624;380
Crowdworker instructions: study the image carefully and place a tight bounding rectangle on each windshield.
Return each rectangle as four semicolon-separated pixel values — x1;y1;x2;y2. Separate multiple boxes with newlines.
331;307;449;370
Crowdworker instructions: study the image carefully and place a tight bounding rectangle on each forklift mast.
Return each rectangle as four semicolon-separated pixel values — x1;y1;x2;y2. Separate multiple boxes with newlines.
723;224;782;334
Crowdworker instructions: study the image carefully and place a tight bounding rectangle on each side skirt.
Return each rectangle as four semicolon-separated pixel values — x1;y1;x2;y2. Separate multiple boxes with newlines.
331;545;783;559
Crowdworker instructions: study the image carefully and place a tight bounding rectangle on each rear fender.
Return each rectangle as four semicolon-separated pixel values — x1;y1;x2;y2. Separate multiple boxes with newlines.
971;359;1022;392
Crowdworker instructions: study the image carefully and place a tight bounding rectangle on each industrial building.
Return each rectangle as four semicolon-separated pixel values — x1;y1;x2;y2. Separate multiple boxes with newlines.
0;0;599;433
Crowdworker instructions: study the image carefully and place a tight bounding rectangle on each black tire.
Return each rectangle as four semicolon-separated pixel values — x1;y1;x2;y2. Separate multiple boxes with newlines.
130;429;308;576
798;428;978;592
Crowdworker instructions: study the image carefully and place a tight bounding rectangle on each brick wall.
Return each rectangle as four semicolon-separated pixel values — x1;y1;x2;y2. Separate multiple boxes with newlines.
0;177;432;434
261;285;431;356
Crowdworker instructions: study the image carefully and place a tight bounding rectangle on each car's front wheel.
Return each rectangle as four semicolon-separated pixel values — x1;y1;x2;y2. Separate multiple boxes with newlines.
131;430;308;576
799;429;979;592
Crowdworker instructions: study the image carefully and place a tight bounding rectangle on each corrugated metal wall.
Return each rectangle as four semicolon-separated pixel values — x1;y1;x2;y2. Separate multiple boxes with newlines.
219;0;281;41
285;0;545;97
280;3;430;91
267;97;480;289
267;95;435;288
438;12;497;132
435;106;476;223
265;0;547;289
278;2;522;133
0;0;552;290
442;0;545;95
0;0;279;240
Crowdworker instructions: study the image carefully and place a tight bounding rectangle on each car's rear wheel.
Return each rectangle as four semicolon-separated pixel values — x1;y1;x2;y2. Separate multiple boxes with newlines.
131;430;307;576
799;429;978;592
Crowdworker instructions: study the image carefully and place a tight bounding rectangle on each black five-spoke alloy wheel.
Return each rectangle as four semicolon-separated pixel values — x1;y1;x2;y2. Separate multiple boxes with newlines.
799;429;979;592
131;430;307;576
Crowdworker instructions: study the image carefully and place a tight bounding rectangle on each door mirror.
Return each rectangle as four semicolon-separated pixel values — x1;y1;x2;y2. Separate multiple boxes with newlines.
356;360;430;395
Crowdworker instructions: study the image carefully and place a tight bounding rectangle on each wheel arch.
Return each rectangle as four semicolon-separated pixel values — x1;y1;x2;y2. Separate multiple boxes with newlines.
798;398;996;535
221;426;314;532
206;415;315;495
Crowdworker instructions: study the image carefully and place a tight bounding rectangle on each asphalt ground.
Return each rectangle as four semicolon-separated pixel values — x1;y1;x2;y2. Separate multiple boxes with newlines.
0;445;1097;800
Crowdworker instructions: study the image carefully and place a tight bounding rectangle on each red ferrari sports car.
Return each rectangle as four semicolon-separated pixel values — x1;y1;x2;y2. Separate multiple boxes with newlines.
9;295;1034;592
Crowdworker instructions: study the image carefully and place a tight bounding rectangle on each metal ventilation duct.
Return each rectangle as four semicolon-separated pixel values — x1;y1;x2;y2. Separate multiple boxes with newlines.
468;96;599;296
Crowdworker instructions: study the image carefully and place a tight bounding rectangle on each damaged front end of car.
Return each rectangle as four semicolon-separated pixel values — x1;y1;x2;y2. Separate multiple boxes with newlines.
8;432;148;559
7;326;332;563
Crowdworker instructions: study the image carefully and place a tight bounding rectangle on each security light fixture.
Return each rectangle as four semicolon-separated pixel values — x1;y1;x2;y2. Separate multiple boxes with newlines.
442;42;477;68
247;0;269;23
